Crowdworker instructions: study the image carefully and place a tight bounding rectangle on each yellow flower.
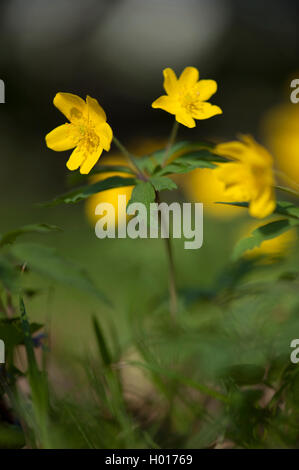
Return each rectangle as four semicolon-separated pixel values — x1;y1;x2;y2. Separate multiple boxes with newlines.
85;139;165;227
152;66;222;128
181;168;244;219
262;104;299;190
46;93;113;174
215;136;276;219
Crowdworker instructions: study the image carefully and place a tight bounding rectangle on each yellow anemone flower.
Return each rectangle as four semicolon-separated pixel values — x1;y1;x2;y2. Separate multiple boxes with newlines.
215;136;276;219
181;168;244;219
152;66;222;128
46;93;113;174
262;104;299;190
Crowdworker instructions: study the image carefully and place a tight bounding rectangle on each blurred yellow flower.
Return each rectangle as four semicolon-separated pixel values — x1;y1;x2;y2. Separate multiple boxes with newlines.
262;104;299;190
86;139;166;227
85;156;134;228
215;136;276;219
152;67;222;128
46;93;113;174
240;220;296;260
182;168;243;219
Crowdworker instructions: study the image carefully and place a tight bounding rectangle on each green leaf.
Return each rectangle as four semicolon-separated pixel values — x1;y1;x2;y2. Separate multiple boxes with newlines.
0;255;19;292
217;200;299;220
19;297;49;445
0;316;42;350
0;223;61;248
164;140;215;159
92;315;112;367
127;181;156;213
157;150;225;176
233;218;299;260
42;176;136;206
9;243;111;306
19;298;39;374
138;141;217;175
149;176;177;191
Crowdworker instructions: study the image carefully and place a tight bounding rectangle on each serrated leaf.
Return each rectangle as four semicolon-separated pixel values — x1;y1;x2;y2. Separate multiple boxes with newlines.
157;150;225;176
217;200;299;220
138;141;216;175
41;176;136;206
0;223;61;248
149;176;177;191
9;243;111;306
233;218;299;260
127;181;156;213
164;140;214;159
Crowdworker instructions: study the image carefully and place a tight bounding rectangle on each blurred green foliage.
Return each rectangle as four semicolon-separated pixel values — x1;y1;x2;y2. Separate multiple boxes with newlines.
0;143;299;449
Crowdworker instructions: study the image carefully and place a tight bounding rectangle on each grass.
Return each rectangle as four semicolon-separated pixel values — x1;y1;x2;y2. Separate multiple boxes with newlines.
1;197;299;449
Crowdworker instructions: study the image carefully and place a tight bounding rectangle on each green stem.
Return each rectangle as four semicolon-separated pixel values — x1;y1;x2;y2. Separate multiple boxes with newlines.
113;136;146;180
275;185;299;198
156;193;178;319
163;120;180;166
164;235;178;320
274;170;299;193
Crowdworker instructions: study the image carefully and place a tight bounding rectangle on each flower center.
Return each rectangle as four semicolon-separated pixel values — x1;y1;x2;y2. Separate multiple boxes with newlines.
180;86;202;114
72;119;100;155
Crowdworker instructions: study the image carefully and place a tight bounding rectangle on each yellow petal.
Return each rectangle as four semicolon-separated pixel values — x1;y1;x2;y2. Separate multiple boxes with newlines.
97;122;113;151
151;95;177;114
192;102;222;120
217;162;243;183
175;110;195;128
66;147;86;171
80;147;103;174
179;66;199;88
45;124;76;151
195;80;217;101
162;68;178;95
53;93;86;122
217;163;250;200
86;95;107;126
249;189;276;219
215;141;248;161
240;134;273;165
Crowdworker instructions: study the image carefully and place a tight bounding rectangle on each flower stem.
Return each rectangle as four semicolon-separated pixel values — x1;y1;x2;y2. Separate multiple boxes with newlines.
163;120;180;166
275;185;299;198
156;193;178;319
164;235;178;320
113;136;146;180
274;170;299;194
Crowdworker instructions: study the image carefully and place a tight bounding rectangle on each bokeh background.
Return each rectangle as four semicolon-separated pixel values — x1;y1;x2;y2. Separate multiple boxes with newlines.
0;0;299;421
